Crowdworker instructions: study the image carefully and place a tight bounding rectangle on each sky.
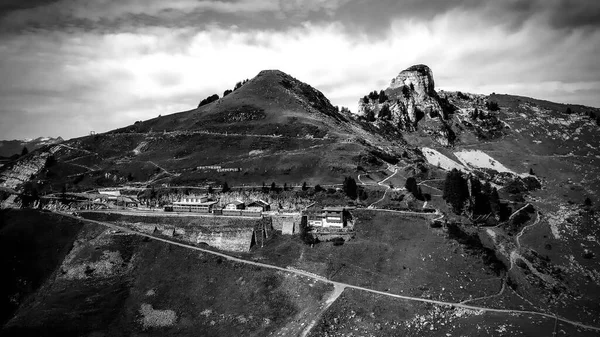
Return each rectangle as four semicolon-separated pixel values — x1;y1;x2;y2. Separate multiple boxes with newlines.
0;0;599;140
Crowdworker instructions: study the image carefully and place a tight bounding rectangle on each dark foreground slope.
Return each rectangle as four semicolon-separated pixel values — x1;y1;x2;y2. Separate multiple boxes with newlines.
1;210;332;337
0;210;84;326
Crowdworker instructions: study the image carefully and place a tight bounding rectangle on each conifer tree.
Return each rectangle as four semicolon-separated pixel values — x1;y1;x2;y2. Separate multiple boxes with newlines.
443;169;469;214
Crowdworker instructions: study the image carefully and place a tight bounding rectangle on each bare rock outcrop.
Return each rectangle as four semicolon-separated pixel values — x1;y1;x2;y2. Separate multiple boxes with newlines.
357;64;455;145
0;146;59;190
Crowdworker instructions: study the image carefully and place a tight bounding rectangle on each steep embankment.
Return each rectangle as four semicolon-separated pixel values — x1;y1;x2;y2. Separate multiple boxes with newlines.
1;210;332;337
0;209;85;326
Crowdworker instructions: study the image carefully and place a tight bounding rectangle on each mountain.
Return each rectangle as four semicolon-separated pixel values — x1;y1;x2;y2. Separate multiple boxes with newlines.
0;137;63;158
0;70;407;194
2;65;600;335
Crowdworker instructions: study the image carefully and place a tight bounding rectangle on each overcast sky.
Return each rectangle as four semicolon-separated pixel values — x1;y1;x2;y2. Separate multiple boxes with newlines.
1;0;599;140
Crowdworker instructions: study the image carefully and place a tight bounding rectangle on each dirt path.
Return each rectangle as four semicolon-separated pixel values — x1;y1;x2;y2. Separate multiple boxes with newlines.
300;283;345;337
515;211;540;249
59;212;600;334
367;166;399;208
509;203;532;221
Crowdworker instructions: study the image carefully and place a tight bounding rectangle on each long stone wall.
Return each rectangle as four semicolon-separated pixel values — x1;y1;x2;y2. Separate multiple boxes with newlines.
196;228;254;253
126;222;255;252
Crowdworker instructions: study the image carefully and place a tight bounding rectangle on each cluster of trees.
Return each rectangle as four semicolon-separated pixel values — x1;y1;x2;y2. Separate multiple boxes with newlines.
405;177;425;201
234;79;249;90
335;106;351;114
342;176;368;200
442;169;500;217
457;91;470;100
221;79;250;98
362;90;388;104
198;94;219;107
211;178;369;202
21;181;40;207
565;107;600;126
402;85;411;99
365;108;376;122
485;101;500;111
378;104;392;120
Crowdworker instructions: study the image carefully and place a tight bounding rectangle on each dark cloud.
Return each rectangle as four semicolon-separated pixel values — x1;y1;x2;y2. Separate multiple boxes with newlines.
0;0;598;140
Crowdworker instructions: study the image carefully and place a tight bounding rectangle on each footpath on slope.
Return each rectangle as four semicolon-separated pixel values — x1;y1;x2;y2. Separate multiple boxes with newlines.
57;212;600;333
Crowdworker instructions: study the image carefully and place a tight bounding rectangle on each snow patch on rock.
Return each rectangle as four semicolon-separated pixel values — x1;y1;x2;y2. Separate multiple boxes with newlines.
422;147;465;171
454;150;516;175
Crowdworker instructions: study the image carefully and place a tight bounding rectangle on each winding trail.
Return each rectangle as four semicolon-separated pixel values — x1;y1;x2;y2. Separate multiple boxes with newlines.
61;212;600;333
367;166;399;208
509;203;533;221
516;211;541;249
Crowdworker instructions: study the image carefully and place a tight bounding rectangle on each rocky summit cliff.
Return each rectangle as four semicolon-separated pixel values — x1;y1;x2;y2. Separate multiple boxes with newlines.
357;64;455;145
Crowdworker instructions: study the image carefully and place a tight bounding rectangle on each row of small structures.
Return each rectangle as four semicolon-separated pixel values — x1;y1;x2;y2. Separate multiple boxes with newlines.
163;195;352;229
163;195;270;217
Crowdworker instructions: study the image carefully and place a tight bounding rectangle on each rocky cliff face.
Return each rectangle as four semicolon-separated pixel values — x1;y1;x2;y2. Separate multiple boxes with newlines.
357;64;455;145
0;136;63;158
0;146;60;190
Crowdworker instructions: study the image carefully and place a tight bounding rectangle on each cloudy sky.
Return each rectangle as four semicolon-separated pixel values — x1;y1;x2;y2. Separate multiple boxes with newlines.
1;0;599;140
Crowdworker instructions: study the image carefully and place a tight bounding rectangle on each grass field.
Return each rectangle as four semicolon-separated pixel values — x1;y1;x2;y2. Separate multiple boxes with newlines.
307;288;593;337
253;210;514;305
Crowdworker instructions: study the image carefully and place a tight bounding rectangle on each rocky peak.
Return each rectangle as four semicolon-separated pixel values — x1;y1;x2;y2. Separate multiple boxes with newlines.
389;64;436;98
356;64;456;146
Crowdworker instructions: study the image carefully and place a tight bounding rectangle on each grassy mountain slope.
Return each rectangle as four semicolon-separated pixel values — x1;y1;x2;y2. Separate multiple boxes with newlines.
4;70;406;193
